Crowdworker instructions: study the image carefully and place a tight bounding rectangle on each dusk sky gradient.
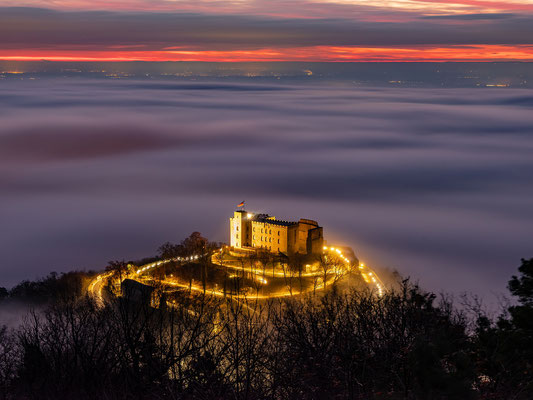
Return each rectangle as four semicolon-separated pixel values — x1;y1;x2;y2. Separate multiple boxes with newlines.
2;0;533;61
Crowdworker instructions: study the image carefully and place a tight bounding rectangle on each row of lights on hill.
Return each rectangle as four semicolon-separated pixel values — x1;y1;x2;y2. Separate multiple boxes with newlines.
324;246;383;296
323;246;351;265
135;255;200;275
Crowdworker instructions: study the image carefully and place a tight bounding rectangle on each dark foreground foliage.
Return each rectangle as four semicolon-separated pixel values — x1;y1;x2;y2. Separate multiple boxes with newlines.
0;259;531;399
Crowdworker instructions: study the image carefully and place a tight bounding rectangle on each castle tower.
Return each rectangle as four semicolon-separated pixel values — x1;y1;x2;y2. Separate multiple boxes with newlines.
230;210;246;248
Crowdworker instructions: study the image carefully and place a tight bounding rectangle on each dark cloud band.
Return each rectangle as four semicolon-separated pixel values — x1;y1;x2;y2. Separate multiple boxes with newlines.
1;7;533;51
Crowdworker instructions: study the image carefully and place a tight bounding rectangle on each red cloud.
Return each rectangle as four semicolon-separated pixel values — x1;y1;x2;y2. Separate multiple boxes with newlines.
2;45;532;62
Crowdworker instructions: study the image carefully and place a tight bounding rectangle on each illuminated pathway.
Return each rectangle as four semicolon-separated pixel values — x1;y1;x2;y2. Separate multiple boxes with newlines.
87;271;113;307
87;246;385;306
358;262;384;297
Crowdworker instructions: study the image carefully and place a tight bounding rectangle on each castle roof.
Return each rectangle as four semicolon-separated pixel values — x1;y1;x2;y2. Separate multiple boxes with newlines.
255;218;296;227
252;214;296;227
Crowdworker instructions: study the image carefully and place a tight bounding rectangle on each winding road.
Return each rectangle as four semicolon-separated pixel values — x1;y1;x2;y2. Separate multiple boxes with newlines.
87;246;385;306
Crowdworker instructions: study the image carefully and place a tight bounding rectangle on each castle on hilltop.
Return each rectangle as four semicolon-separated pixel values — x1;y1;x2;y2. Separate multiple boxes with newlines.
230;209;324;255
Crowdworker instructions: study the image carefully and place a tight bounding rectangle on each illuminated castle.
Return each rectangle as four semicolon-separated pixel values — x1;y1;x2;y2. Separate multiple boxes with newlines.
230;210;324;255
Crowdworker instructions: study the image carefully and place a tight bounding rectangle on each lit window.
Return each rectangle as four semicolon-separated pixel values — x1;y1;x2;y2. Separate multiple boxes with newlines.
236;226;239;231
253;227;255;232
261;228;263;233
236;234;239;239
278;239;280;244
269;229;272;234
269;238;272;242
278;231;280;236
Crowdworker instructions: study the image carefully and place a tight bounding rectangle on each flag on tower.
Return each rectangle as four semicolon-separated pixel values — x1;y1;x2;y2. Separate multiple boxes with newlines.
237;201;245;208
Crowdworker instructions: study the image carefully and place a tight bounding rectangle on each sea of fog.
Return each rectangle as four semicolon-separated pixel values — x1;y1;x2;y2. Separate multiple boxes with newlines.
0;78;532;302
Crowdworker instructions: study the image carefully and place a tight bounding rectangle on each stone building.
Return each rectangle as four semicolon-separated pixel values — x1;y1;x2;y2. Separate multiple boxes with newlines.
229;210;324;255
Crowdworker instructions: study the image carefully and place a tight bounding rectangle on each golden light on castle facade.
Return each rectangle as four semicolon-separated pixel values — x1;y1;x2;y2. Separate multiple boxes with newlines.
230;210;324;255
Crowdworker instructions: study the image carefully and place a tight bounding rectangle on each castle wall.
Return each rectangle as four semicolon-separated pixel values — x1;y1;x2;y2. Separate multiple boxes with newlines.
250;221;289;253
230;211;323;256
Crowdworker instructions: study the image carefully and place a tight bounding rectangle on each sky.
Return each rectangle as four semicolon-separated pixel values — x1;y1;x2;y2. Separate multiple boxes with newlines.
1;78;532;302
1;0;533;61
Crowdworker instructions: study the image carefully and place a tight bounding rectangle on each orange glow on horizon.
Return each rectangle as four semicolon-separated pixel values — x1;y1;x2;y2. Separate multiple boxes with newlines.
1;45;533;63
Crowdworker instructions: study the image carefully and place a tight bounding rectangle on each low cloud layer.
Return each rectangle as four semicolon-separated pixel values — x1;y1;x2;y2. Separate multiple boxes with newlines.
0;126;183;162
0;78;532;302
